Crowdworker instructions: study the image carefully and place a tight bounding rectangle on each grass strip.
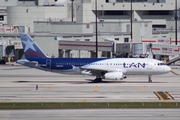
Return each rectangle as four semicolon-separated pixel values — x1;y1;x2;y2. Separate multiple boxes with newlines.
0;102;180;109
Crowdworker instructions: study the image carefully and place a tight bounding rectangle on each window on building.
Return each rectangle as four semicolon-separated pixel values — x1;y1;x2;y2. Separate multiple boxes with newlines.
18;0;35;1
0;16;4;21
147;11;170;15
152;25;166;28
18;26;25;32
115;38;119;41
104;10;128;16
115;0;148;3
124;38;129;42
85;39;90;41
86;24;90;28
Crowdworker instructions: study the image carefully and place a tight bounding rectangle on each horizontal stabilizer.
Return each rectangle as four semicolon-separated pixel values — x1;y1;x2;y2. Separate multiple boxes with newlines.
17;59;38;67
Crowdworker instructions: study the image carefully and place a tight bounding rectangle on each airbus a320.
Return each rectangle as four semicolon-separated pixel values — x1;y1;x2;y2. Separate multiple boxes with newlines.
17;33;171;83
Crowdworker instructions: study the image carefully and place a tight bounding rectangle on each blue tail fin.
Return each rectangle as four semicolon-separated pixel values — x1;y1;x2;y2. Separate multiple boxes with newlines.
20;33;48;60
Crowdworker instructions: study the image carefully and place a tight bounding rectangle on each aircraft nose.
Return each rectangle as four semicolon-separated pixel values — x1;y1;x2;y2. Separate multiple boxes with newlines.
165;66;171;72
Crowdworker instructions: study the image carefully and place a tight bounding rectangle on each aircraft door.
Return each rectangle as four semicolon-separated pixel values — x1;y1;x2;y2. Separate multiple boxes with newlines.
46;59;51;69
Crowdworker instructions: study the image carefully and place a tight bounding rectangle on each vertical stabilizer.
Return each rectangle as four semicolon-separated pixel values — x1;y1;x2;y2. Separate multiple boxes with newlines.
19;33;48;60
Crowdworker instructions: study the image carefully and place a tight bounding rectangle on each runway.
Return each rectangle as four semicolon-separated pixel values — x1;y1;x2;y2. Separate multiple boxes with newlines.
0;109;180;120
0;64;180;102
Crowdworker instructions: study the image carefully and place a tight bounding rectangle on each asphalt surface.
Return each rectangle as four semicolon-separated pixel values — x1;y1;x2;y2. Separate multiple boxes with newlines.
0;64;180;102
0;109;180;120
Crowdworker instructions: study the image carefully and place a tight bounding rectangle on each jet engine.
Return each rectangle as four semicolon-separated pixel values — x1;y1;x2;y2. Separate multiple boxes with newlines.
102;72;124;80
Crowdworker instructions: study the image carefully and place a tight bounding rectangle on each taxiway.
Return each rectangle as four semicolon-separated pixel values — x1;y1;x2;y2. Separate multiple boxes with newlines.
0;64;180;102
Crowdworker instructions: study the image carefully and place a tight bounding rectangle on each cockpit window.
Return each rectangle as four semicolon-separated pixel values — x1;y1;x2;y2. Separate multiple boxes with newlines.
158;63;166;66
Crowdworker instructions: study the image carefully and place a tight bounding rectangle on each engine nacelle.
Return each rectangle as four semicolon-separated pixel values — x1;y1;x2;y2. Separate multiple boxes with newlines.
103;72;124;80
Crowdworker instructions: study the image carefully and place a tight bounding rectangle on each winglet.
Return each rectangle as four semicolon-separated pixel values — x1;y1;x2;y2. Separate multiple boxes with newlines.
20;33;48;60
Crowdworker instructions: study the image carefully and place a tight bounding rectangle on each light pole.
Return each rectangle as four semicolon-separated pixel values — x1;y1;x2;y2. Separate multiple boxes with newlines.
129;0;133;56
175;0;178;45
130;0;133;43
95;0;98;58
71;0;74;22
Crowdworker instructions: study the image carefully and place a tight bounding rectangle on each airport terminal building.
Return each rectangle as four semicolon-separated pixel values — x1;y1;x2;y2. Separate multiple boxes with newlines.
0;0;180;61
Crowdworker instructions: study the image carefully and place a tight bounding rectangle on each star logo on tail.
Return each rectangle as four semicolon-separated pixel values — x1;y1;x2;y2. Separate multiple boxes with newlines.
22;39;36;52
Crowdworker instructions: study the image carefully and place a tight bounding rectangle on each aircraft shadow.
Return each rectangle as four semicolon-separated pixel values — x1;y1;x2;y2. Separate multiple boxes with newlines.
1;67;30;70
16;81;76;83
15;79;167;84
83;79;167;84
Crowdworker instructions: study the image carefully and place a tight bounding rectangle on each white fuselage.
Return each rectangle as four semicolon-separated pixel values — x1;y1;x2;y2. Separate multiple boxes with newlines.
17;58;171;76
81;58;171;75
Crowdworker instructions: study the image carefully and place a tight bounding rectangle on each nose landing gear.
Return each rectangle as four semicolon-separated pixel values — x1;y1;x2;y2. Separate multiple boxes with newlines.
148;75;152;83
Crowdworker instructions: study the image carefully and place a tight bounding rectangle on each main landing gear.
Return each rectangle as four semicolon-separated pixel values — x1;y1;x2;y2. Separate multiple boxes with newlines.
148;75;152;83
94;77;102;83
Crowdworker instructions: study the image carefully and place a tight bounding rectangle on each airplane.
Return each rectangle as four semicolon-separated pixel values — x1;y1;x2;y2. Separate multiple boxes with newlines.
17;33;172;83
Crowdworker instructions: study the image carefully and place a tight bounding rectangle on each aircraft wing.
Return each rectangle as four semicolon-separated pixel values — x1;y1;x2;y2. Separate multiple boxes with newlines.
17;59;51;71
80;67;127;76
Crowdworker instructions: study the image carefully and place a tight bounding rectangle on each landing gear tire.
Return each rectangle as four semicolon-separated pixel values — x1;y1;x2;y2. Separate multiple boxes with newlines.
94;77;102;83
148;79;152;83
148;75;152;83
